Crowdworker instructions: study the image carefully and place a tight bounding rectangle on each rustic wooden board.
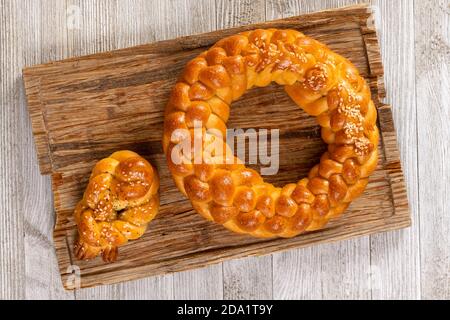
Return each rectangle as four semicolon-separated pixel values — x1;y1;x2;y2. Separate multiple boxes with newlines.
22;4;410;290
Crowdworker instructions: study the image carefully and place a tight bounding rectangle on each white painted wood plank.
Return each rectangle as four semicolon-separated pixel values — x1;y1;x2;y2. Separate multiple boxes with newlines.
66;0;118;57
116;277;173;300
223;256;272;299
273;240;374;299
115;0;159;47
0;0;26;300
173;268;223;300
216;0;266;28
415;0;450;300
21;0;75;299
0;0;74;300
368;0;420;300
5;0;448;299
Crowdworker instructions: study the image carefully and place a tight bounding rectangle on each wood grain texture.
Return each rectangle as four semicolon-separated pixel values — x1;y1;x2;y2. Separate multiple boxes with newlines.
0;0;26;300
1;0;449;299
21;0;75;300
415;0;450;300
368;0;421;300
22;4;410;290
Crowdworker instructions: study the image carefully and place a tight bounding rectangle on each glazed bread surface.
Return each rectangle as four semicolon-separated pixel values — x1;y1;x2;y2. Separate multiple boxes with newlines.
74;150;159;262
163;29;379;238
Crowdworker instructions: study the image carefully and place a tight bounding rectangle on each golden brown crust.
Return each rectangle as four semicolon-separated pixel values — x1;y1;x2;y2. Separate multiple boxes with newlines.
74;150;159;262
163;29;379;238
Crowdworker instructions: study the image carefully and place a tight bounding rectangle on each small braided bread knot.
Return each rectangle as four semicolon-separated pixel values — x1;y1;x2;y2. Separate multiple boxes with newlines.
74;150;159;262
163;29;379;238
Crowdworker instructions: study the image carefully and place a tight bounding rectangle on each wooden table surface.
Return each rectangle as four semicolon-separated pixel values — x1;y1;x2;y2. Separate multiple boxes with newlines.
0;0;448;300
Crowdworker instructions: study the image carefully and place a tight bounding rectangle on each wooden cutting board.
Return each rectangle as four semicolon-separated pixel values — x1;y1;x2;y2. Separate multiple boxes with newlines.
23;4;410;290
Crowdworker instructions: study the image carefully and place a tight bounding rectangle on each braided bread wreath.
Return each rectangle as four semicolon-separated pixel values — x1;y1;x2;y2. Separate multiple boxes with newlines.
74;151;159;262
163;29;379;238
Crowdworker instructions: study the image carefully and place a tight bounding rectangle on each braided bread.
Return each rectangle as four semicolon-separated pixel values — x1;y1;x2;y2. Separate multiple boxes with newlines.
163;29;379;238
74;150;159;262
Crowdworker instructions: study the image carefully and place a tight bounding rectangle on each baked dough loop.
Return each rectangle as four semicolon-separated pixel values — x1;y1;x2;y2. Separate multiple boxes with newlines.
74;151;159;262
163;29;379;238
